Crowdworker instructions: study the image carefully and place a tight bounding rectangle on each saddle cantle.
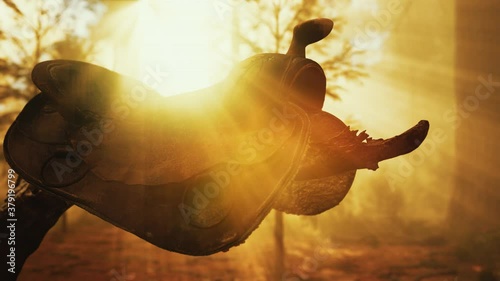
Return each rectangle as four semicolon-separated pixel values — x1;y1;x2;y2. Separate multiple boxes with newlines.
3;18;429;255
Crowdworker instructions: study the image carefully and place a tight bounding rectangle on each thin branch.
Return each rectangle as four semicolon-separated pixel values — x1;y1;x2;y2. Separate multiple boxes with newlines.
273;1;281;52
238;33;265;54
282;2;308;35
0;87;30;102
325;88;341;100
4;34;30;59
0;112;21;126
2;0;23;16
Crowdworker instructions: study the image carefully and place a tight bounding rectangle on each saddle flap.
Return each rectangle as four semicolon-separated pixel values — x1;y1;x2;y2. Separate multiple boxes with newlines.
6;102;310;255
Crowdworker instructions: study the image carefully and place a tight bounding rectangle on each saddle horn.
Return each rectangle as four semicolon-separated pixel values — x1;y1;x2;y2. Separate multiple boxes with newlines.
286;18;334;57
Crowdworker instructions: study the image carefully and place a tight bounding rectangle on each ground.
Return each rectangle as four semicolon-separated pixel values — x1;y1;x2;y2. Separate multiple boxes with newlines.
17;208;499;281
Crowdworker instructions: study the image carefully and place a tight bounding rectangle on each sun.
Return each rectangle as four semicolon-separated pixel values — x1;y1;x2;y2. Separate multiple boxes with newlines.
129;0;227;96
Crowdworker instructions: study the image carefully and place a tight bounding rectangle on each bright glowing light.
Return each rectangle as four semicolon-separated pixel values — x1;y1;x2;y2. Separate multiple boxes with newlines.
128;0;226;96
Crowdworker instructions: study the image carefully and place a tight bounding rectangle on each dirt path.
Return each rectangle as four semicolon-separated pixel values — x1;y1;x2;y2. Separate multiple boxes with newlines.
18;208;270;281
17;209;498;281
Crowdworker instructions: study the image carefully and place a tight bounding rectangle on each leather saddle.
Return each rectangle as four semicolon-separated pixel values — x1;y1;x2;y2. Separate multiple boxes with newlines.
3;19;429;255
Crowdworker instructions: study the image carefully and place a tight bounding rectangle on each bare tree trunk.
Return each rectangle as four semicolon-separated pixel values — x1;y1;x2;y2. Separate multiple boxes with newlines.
272;3;286;278
274;210;285;280
60;213;68;233
448;0;500;237
231;2;240;62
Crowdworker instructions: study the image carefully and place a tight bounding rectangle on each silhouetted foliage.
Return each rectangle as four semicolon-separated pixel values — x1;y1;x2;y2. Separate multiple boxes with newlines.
0;0;104;153
234;0;366;99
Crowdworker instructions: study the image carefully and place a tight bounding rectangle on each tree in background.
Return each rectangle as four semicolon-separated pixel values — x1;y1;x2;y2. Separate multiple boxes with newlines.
231;0;366;99
448;0;500;270
228;0;366;278
0;0;105;132
0;0;105;234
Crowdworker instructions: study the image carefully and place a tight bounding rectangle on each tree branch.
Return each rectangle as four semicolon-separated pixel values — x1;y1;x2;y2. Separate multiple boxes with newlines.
2;0;23;17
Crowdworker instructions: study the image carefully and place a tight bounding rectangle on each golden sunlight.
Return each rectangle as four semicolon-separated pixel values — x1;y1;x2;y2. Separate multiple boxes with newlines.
124;0;226;96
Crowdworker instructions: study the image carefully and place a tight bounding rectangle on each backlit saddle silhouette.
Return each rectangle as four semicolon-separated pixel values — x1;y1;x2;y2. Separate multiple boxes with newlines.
3;19;429;255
